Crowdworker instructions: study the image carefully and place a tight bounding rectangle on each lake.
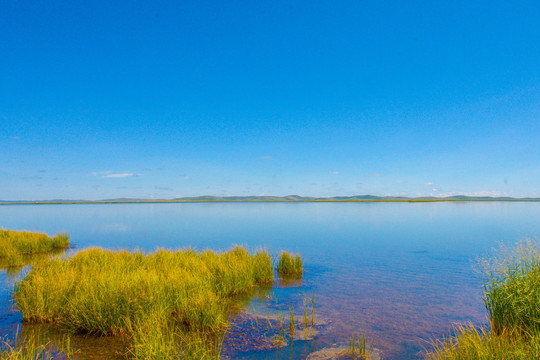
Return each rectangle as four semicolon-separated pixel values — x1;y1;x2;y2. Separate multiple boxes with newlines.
1;202;539;359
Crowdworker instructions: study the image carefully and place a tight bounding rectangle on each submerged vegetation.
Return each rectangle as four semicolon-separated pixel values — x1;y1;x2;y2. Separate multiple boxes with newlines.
277;251;302;278
13;245;302;359
0;230;69;267
426;240;540;359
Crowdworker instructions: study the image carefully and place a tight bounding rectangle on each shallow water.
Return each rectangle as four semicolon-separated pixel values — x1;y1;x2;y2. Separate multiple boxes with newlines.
1;202;539;359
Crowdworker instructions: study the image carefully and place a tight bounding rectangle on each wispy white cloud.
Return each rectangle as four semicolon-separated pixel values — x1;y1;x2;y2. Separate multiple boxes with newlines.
102;173;137;178
424;182;434;186
329;171;340;175
92;171;140;178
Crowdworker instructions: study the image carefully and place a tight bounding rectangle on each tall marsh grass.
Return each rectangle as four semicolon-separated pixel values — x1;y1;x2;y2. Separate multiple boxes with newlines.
482;240;540;335
277;251;302;278
426;240;540;359
0;230;69;267
15;246;274;359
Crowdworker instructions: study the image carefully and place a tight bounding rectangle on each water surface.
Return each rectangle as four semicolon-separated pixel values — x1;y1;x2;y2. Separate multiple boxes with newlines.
1;202;539;359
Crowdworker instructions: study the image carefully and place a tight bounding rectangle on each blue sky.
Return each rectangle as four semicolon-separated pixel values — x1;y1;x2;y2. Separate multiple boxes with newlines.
1;1;539;200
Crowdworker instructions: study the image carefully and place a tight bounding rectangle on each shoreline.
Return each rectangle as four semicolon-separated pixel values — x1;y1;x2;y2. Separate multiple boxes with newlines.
1;199;540;205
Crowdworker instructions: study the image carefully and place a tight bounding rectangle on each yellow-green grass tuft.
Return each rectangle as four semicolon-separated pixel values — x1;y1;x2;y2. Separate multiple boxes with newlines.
15;246;274;358
425;325;540;360
0;230;69;267
277;251;302;278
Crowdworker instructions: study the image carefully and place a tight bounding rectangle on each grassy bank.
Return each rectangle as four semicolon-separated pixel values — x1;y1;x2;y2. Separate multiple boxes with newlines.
426;240;540;359
14;246;295;359
0;230;69;267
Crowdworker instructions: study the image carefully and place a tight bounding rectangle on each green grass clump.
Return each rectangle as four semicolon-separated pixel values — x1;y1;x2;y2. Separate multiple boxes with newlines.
426;240;540;359
15;246;273;359
425;325;540;360
277;251;302;277
0;230;69;267
483;240;540;335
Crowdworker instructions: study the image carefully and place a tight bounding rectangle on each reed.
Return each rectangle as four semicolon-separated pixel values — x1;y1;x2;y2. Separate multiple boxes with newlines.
347;333;367;359
303;295;309;329
0;230;69;267
289;307;295;338
15;245;274;359
277;251;302;277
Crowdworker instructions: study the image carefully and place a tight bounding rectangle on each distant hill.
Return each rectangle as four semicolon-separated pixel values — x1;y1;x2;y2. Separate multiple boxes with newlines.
1;195;539;204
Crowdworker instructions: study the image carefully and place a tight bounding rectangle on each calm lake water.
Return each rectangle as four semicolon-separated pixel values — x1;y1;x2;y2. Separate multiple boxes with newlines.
1;202;540;359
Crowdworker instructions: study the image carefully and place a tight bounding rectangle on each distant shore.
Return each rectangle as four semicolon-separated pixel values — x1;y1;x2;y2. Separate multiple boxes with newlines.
1;196;539;205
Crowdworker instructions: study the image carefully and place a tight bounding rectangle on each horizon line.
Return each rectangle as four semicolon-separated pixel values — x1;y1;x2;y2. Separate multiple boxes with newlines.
1;194;540;205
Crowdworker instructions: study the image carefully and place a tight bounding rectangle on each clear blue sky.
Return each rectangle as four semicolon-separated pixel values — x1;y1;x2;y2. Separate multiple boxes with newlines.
1;1;539;200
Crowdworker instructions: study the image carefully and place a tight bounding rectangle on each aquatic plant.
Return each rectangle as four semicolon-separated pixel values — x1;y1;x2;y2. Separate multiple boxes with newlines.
289;307;296;339
303;295;310;329
274;311;287;348
15;246;274;359
277;251;302;277
426;240;540;359
299;293;316;331
311;294;316;327
425;325;540;360
0;332;74;360
347;333;367;359
0;230;69;267
0;341;56;360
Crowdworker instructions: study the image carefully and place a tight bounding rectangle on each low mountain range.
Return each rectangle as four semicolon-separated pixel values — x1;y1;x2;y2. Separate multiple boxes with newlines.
1;195;539;204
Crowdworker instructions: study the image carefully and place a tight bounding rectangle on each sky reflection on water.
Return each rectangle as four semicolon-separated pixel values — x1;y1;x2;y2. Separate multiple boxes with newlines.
1;202;539;359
